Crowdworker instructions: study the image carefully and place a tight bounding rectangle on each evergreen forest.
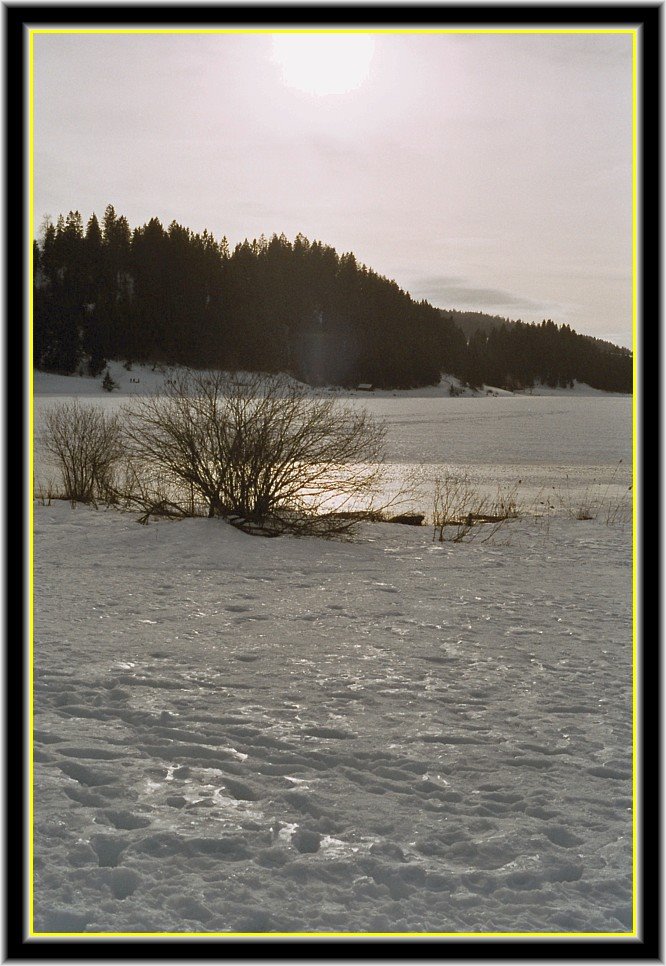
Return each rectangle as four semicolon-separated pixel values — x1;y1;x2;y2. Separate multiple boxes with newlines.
33;207;633;393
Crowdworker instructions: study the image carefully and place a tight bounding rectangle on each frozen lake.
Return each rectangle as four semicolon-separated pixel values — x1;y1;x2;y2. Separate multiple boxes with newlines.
353;395;630;467
351;394;632;518
33;386;633;519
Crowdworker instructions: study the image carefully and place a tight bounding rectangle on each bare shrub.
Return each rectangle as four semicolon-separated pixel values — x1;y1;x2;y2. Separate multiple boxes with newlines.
605;482;632;526
34;476;61;505
110;457;199;524
121;370;388;536
432;472;519;543
40;401;124;504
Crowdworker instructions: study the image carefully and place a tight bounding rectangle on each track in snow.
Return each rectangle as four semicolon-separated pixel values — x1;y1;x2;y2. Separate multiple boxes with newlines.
33;505;633;934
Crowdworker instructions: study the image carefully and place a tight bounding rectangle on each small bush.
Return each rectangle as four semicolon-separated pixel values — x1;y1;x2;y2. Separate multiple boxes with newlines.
121;370;388;536
432;472;519;543
40;400;124;504
555;461;630;527
34;477;62;505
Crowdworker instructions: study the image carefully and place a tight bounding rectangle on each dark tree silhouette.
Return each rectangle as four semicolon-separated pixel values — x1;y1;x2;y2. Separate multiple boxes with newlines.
33;207;632;394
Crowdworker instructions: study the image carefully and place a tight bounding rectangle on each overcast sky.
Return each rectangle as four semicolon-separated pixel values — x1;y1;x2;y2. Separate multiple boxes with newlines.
33;29;634;347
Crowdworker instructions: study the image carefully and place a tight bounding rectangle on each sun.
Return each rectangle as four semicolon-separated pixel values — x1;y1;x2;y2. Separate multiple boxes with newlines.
271;33;375;96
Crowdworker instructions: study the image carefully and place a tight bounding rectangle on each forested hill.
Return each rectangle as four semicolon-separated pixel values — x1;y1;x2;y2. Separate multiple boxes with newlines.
444;309;632;358
442;310;516;341
33;207;632;393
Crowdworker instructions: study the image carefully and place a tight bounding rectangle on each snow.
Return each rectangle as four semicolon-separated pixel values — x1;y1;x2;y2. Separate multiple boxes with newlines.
32;507;632;936
32;362;630;400
31;367;634;937
33;367;633;515
34;362;188;398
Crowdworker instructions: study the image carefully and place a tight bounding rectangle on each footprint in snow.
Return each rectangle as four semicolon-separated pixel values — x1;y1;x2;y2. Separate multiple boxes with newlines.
543;826;584;848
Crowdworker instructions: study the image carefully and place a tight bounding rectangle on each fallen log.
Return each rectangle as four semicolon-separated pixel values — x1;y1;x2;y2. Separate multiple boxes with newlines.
389;513;425;526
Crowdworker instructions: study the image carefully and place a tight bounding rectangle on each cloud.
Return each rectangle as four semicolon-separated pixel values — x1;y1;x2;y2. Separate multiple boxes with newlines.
408;276;542;312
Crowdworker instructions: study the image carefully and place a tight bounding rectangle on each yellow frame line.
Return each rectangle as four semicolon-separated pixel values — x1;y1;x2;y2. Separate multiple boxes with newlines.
28;25;36;940
27;23;639;944
631;26;639;941
30;27;636;35
31;930;635;940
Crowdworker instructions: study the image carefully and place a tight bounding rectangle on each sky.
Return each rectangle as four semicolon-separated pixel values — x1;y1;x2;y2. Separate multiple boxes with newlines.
33;28;634;348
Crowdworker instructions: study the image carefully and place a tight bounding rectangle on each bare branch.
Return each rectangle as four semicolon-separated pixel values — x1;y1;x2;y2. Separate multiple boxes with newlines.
40;401;124;504
121;370;389;536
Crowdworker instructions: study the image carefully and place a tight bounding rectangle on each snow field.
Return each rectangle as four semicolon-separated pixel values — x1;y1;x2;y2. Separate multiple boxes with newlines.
33;362;628;400
33;502;633;935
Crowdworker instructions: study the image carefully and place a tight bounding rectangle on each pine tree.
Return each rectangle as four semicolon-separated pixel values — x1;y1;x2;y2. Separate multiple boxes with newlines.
102;368;117;392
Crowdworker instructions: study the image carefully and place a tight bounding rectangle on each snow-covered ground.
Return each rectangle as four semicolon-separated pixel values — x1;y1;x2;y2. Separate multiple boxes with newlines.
33;505;632;935
33;361;629;400
31;365;634;936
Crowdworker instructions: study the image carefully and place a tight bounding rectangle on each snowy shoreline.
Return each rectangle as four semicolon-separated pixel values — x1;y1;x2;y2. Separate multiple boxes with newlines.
33;362;631;400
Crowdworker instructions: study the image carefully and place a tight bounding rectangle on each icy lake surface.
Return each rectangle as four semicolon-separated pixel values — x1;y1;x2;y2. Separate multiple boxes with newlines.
33;391;632;513
32;377;634;936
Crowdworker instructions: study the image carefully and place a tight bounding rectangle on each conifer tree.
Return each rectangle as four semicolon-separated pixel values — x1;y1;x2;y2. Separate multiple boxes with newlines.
102;368;117;392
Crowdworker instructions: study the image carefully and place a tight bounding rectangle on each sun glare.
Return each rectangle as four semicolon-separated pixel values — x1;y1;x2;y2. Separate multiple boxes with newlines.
271;33;376;96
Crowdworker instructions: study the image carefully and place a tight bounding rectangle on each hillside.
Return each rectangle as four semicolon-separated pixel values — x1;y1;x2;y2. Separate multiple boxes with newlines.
33;207;631;393
441;309;632;357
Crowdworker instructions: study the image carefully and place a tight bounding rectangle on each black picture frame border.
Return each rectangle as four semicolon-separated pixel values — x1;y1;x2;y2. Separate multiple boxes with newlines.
4;2;658;960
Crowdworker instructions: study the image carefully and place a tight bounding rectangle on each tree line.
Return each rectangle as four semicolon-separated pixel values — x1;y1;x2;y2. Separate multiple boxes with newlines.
454;318;632;393
33;206;632;393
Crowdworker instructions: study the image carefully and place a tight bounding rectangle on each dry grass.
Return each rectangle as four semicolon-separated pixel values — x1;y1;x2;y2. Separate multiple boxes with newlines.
432;472;519;543
550;461;631;527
